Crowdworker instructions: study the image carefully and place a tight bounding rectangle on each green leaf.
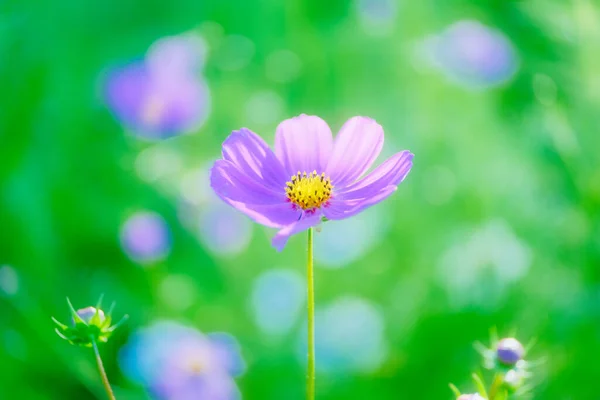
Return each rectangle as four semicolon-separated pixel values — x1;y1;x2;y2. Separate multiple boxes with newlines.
66;297;86;325
51;316;68;330
448;383;461;398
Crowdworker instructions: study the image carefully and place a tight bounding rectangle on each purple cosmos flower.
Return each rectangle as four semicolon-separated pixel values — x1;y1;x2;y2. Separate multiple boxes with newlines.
119;321;244;400
120;211;171;264
103;33;210;139
210;115;414;251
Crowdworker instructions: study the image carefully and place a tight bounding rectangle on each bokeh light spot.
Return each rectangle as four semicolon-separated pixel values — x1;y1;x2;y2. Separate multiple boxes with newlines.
251;269;306;336
0;265;18;297
120;211;171;265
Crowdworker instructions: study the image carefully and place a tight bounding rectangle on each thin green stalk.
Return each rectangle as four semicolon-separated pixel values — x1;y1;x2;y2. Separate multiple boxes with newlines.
488;373;506;400
91;338;116;400
306;228;315;400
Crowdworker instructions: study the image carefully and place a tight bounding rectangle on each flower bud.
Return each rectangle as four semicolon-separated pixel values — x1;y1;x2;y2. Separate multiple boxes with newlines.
496;337;524;365
75;306;106;325
52;296;128;347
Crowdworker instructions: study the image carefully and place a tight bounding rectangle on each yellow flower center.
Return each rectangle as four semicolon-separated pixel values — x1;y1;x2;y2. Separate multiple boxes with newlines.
285;171;333;211
140;94;165;127
184;358;205;375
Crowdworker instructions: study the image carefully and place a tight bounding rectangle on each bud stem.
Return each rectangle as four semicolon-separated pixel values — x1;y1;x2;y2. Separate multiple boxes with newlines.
91;338;116;400
488;373;506;400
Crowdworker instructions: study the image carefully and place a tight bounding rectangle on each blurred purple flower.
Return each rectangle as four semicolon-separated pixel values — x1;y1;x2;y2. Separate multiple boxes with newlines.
146;34;207;76
104;33;210;139
210;115;413;251
120;321;244;400
198;204;252;256
424;20;518;88
120;211;171;264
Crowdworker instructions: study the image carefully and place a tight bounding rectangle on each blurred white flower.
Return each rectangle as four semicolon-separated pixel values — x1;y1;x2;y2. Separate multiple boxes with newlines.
314;205;388;268
438;219;531;309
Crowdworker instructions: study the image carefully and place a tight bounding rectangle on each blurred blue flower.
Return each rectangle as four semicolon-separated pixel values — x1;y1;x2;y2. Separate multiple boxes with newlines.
103;33;210;139
355;0;398;36
120;211;171;264
251;268;305;336
120;321;244;400
422;20;518;88
438;220;531;309
298;296;388;373
314;205;388;268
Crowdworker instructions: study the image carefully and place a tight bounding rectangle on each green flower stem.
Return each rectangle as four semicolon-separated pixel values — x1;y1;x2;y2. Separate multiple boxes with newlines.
91;338;116;400
488;373;506;400
307;227;315;400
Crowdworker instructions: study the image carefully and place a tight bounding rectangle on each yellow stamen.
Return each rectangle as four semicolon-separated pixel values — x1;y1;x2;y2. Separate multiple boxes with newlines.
188;361;203;375
140;94;165;127
285;170;333;210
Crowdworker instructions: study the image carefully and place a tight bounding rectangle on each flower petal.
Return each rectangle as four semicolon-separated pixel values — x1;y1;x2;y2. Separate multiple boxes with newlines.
337;151;413;200
222;128;288;191
326;117;385;187
323;186;397;221
216;198;300;228
208;333;246;377
275;115;333;176
271;214;322;251
210;160;283;205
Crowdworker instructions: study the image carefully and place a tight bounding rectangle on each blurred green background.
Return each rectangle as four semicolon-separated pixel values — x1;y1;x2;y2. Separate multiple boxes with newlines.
2;0;600;398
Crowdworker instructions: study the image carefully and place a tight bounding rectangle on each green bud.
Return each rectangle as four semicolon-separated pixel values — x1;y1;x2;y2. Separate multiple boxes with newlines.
75;306;106;325
52;295;128;347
